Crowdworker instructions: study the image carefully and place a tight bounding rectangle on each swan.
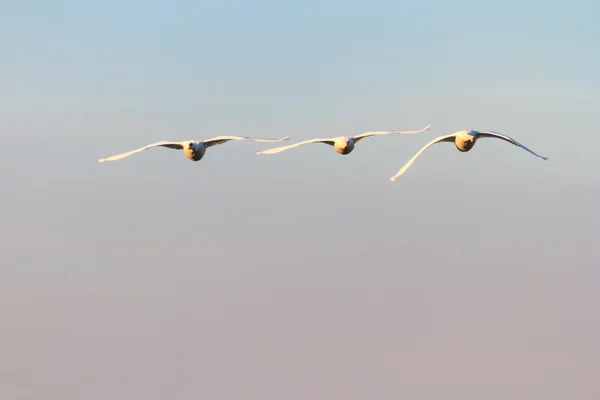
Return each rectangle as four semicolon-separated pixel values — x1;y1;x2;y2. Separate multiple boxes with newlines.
389;129;548;182
256;124;431;156
98;135;290;163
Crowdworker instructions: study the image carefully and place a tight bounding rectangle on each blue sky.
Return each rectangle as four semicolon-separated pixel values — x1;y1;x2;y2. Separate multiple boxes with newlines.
1;1;599;399
2;0;599;180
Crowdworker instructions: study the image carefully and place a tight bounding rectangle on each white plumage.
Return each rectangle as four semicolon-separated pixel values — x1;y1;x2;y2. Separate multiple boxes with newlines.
390;129;548;182
98;135;289;163
256;124;431;156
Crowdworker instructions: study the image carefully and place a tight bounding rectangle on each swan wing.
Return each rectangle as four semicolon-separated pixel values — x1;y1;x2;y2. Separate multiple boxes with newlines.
256;138;336;155
389;134;456;182
353;123;431;143
477;131;548;160
98;141;185;162
202;135;290;148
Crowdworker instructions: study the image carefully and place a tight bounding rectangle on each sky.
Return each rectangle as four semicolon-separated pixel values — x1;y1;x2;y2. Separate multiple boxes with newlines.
1;0;600;399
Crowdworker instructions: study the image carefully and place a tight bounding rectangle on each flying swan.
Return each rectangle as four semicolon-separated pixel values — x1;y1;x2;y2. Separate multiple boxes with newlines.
256;124;431;156
389;129;548;182
98;135;290;163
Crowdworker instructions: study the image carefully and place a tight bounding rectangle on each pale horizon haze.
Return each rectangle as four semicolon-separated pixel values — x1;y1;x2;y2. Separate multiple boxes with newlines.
1;0;599;399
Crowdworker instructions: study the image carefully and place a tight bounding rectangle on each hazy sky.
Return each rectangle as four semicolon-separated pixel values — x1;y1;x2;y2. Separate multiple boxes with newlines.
1;0;599;399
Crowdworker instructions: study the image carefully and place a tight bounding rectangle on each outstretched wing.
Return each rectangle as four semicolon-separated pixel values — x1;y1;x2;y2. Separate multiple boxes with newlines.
389;134;456;182
202;135;290;148
353;123;431;143
477;131;548;160
256;138;336;155
98;141;185;162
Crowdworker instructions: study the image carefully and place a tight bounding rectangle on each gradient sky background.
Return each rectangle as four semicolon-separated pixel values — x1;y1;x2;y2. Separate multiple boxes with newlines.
1;0;600;399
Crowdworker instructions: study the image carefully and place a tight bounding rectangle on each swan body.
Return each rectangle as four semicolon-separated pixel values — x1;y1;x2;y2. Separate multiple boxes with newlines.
389;129;548;182
256;124;431;156
98;135;289;163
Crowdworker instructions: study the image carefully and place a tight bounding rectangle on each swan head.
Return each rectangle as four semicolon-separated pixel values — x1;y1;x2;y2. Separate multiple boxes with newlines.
335;137;354;155
184;142;205;161
454;130;476;152
184;142;195;155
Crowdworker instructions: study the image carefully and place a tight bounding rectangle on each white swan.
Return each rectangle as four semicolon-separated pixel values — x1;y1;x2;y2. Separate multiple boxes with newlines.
256;124;431;156
389;129;548;182
98;135;290;163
